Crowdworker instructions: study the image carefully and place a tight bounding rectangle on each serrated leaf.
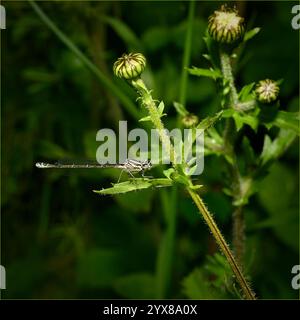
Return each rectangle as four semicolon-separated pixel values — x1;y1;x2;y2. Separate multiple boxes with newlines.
233;113;258;131
243;27;260;42
173;101;188;117
271;111;299;135
197;111;223;130
222;109;258;131
94;178;173;195
182;253;236;299
187;67;222;80
260;129;297;165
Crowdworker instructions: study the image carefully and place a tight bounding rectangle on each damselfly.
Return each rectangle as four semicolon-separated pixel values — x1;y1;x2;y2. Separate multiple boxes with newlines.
35;159;152;182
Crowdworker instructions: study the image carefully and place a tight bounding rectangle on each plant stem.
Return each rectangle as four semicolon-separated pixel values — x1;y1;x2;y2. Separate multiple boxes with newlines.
232;206;245;266
132;77;255;299
187;188;255;300
131;78;176;163
179;0;195;107
28;0;140;121
220;50;239;107
220;49;246;266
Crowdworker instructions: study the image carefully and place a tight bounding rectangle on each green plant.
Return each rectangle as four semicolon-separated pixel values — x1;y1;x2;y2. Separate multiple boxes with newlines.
94;4;298;300
23;1;298;300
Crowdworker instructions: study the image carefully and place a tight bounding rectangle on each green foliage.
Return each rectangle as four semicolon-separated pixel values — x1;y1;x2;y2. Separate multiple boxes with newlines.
243;27;261;42
196;111;223;130
257;163;299;252
2;0;298;300
182;253;238;299
94;178;173;195
187;67;222;80
264;111;300;134
260;129;297;166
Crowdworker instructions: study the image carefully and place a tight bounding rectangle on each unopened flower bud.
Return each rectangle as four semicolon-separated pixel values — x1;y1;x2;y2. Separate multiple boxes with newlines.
208;5;245;44
113;53;146;80
182;114;199;127
255;79;279;104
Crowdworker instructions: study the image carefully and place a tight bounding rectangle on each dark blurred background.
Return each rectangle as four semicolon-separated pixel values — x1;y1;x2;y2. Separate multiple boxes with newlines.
1;0;299;299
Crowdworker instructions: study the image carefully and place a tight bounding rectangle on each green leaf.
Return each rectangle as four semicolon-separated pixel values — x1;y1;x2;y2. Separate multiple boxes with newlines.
222;109;258;131
182;253;236;299
197;111;223;130
235;113;258;131
187;67;222;80
139;115;152;122
157;101;165;115
173;101;188;117
163;168;175;180
243;27;261;42
271;111;299;135
94;178;173;195
238;83;256;102
222;109;234;118
140;101;166;121
257;163;299;251
113;273;155;299
260;129;297;165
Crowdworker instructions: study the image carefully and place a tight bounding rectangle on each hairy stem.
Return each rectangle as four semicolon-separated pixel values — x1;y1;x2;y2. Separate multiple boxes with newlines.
131;77;255;299
220;50;239;107
131;78;176;163
187;188;255;300
220;49;246;266
233;206;245;266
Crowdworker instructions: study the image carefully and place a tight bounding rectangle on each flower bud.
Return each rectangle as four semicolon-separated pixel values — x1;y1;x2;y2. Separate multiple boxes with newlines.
182;114;199;127
255;79;279;104
113;53;146;80
208;5;245;44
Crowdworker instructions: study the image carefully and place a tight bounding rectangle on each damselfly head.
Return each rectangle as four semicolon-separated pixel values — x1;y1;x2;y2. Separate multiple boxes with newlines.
142;160;152;170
